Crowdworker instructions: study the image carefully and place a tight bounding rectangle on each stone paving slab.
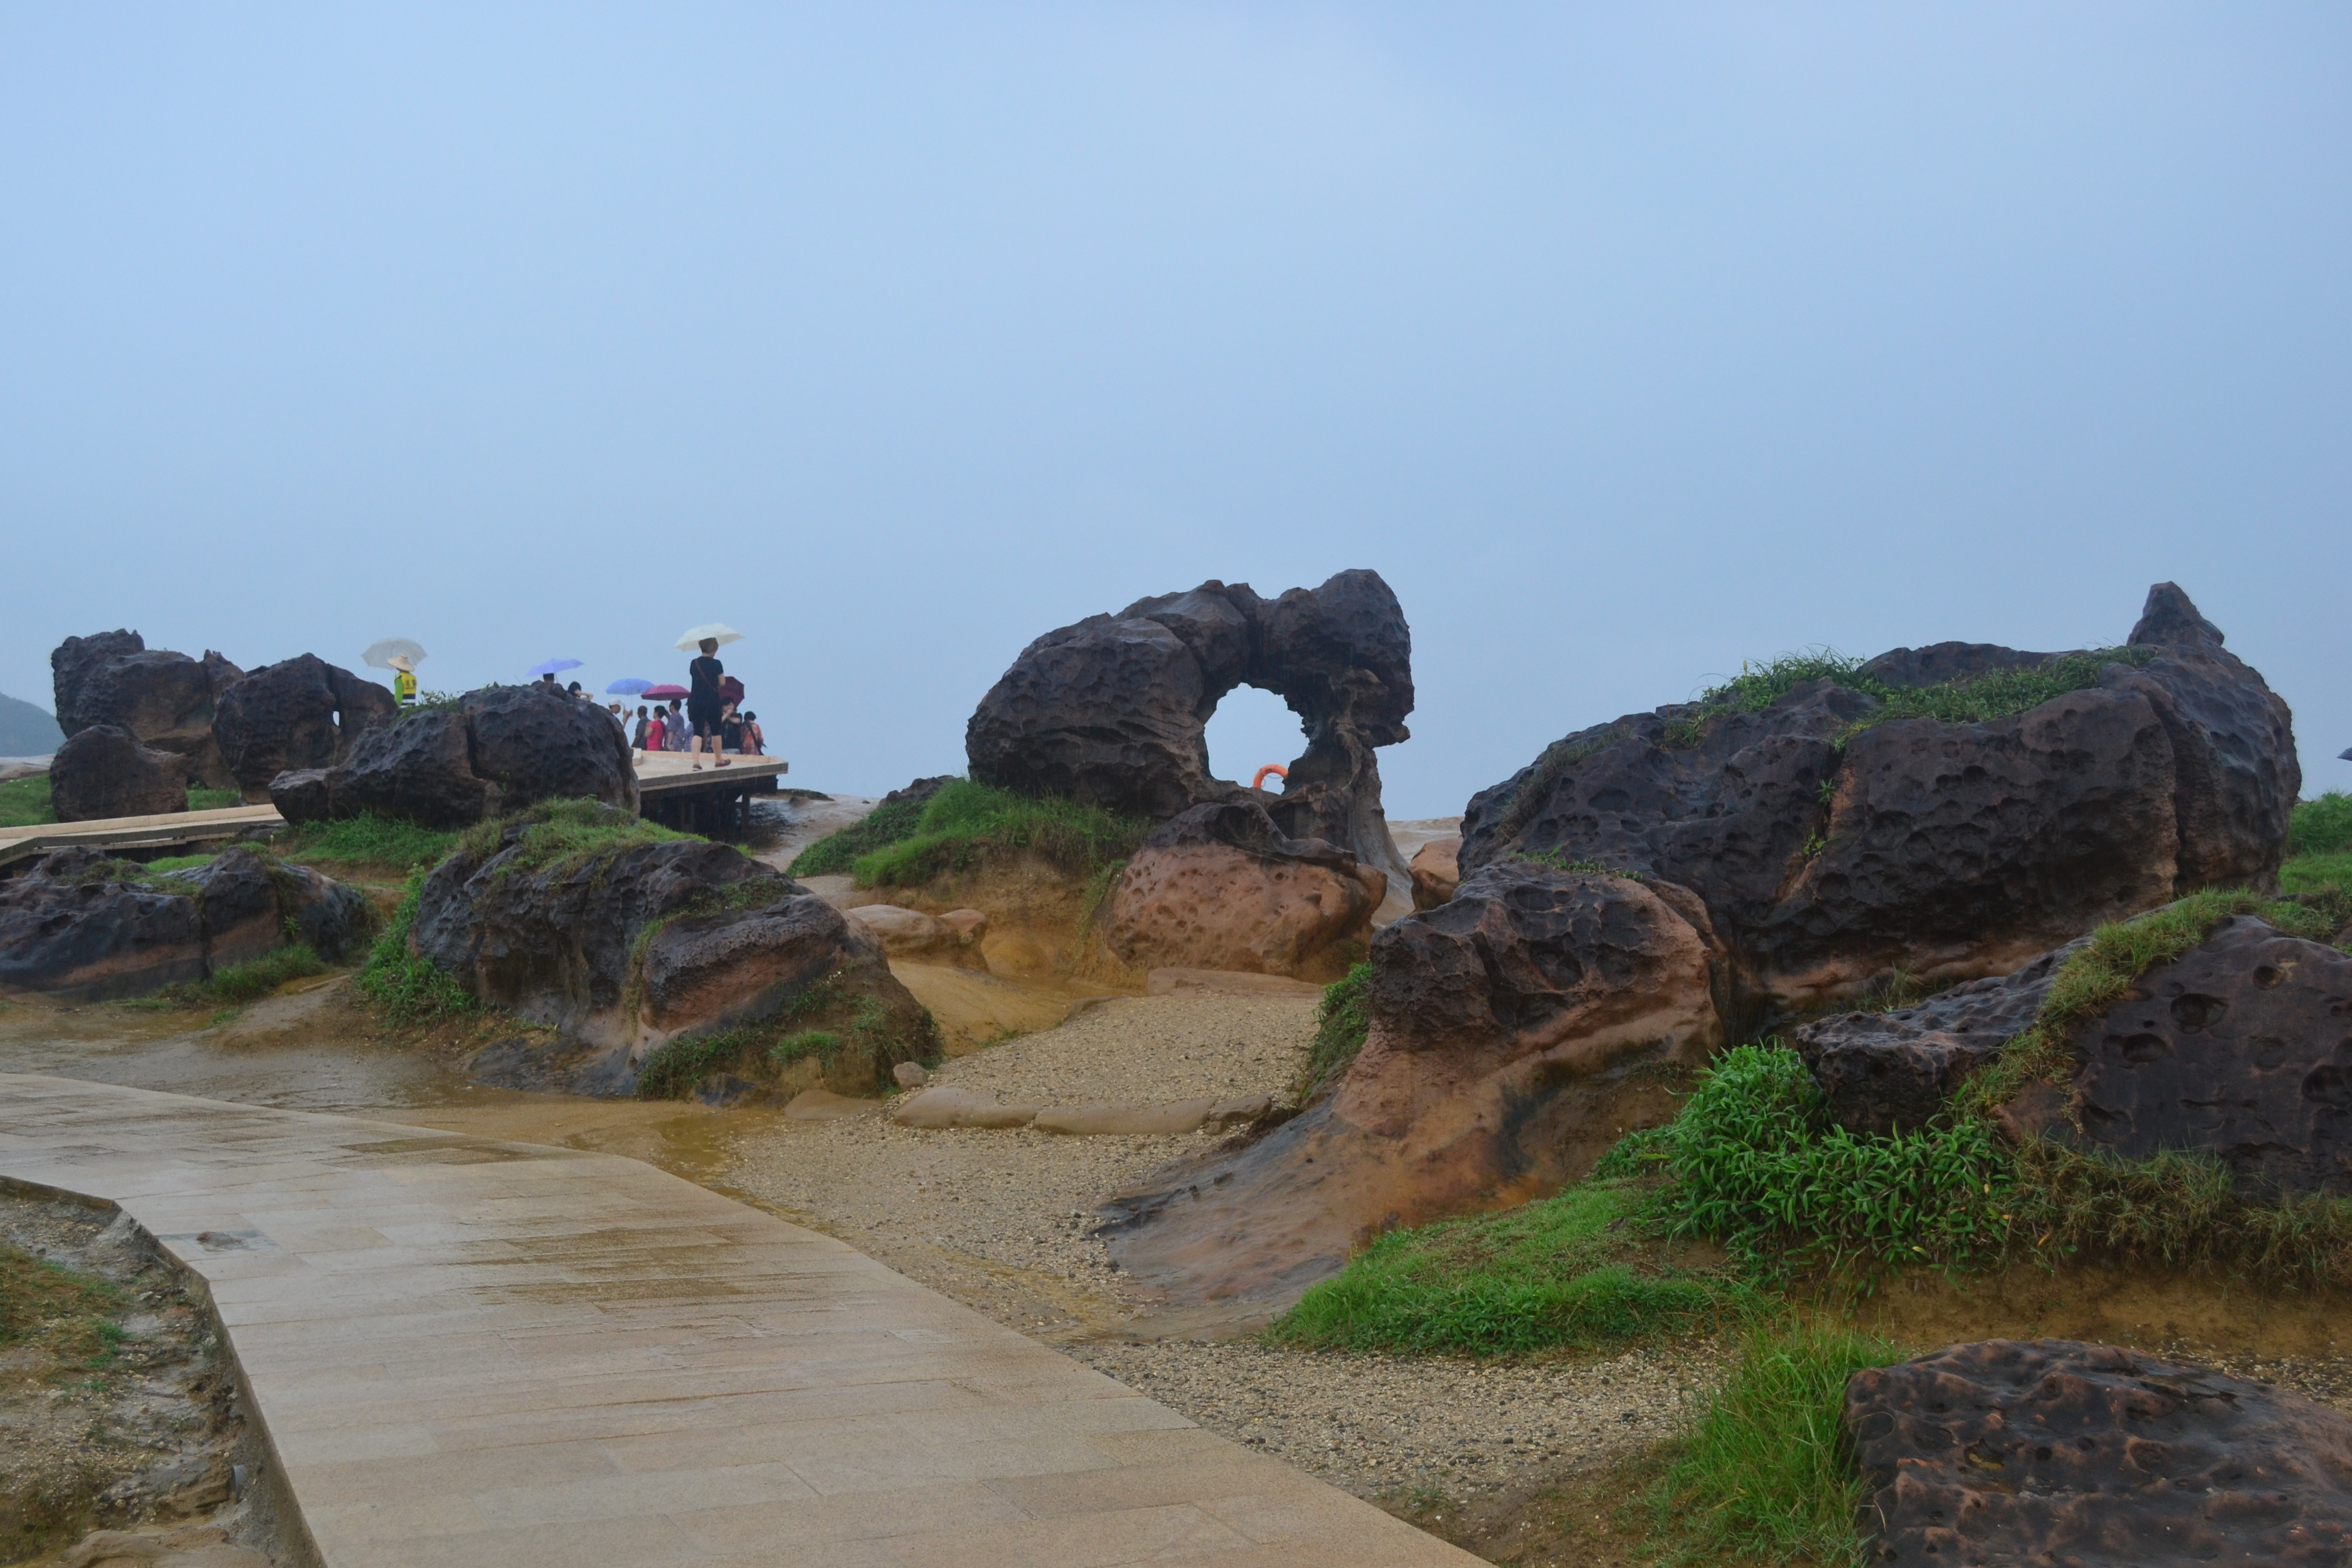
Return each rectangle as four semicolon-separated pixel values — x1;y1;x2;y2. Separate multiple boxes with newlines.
0;1075;1477;1567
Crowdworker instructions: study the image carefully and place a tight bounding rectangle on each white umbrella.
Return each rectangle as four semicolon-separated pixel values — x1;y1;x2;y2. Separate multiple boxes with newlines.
363;637;428;672
675;623;743;652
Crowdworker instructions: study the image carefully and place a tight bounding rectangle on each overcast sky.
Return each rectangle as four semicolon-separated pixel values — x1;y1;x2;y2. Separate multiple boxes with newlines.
4;5;2345;814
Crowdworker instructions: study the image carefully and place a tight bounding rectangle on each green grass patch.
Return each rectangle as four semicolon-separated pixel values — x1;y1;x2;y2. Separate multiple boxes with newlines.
187;787;242;811
849;779;1148;888
1297;960;1370;1099
458;798;695;883
136;945;328;1009
787;793;930;877
1657;1044;2012;1278
0;773;55;827
354;868;478;1023
2283;851;2352;901
1270;1179;1744;1357
141;851;219;874
635;975;937;1099
275;812;465;871
2006;1139;2352;1286
1645;1320;1904;1567
2291;792;2352;857
1512;848;1647;879
0;1243;127;1370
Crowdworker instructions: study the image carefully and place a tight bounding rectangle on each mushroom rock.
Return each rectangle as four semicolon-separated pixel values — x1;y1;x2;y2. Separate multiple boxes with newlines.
213;654;397;801
48;630;242;789
1459;584;2299;1015
965;570;1415;899
1103;860;1723;1306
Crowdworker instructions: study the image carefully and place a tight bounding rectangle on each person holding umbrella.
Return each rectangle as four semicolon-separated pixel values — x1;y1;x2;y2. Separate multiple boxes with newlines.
677;624;742;771
363;638;428;706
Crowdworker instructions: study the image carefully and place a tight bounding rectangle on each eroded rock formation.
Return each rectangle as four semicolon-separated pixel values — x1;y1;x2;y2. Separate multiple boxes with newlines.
1459;584;2297;1011
1847;1339;2352;1566
965;571;1414;898
0;847;371;1001
50;630;242;790
1105;861;1724;1303
1098;801;1385;980
411;815;930;1096
48;725;189;822
214;655;397;801
272;682;637;827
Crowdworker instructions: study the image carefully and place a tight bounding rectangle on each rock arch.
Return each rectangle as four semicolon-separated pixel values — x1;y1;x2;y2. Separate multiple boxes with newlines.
964;570;1415;899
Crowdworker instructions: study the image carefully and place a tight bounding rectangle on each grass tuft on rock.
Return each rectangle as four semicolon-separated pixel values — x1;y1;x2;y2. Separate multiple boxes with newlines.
459;798;694;883
1644;1319;1903;1568
1270;1179;1744;1357
636;975;939;1099
131;946;329;1010
787;793;930;877
275;813;465;872
1296;960;1371;1099
846;780;1147;888
354;868;478;1023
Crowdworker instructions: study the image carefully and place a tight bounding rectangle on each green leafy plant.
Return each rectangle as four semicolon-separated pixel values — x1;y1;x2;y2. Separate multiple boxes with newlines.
1297;960;1371;1098
354;868;477;1023
1270;1179;1744;1356
1645;1319;1904;1567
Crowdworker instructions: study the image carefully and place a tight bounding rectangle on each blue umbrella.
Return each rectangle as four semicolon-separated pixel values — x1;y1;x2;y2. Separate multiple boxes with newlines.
607;677;655;696
529;657;583;678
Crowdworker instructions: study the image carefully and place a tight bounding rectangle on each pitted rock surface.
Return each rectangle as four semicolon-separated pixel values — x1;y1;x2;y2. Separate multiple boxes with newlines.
273;681;637;827
966;570;1414;895
0;846;368;1000
1460;584;2298;1010
50;631;242;789
412;815;926;1094
1846;1338;2352;1567
213;654;397;800
1099;800;1385;978
2070;916;2352;1197
48;725;188;822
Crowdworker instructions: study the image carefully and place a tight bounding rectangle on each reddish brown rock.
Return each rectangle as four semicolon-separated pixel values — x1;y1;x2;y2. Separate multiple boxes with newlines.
1407;834;1461;910
845;904;989;968
1104;860;1723;1304
1099;800;1385;980
48;725;189;822
1847;1338;2352;1567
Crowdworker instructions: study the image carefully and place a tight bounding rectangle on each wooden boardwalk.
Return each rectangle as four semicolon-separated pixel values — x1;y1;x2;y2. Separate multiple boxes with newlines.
0;803;283;872
0;1076;1474;1568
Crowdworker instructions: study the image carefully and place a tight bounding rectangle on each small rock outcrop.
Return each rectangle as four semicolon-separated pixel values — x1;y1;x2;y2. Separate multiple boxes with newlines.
843;904;989;968
0;846;370;1001
1105;861;1724;1303
1408;835;1460;911
1458;585;2298;1011
1097;801;1385;980
213;654;397;801
966;571;1415;898
50;630;243;789
48;725;189;822
411;814;930;1096
1846;1338;2352;1567
272;682;638;827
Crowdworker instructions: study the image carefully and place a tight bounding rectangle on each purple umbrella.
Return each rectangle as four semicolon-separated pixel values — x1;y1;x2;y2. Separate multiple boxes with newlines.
607;678;655;696
529;658;582;678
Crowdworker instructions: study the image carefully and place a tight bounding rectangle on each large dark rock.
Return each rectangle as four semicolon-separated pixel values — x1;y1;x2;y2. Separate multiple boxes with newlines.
49;631;242;789
1099;800;1386;978
1794;937;2084;1136
2070;916;2352;1197
1461;584;2299;1012
273;682;638;828
1105;860;1723;1304
0;846;369;1000
411;812;931;1096
48;725;189;822
1846;1338;2352;1567
214;655;397;801
965;571;1415;900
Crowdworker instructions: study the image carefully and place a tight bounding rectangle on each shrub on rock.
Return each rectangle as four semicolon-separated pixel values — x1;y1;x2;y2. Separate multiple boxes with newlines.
48;725;188;822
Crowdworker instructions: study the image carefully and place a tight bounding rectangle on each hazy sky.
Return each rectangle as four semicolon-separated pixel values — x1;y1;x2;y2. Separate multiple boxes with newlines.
4;6;2345;813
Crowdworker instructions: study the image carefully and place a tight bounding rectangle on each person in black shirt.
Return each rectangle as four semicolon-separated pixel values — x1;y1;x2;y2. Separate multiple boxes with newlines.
719;703;746;755
688;638;729;770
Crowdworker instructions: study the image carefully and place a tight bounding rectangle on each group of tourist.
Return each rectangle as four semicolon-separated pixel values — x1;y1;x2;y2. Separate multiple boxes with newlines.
537;635;764;770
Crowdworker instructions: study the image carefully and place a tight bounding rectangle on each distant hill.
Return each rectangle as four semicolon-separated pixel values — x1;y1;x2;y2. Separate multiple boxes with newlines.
0;691;64;756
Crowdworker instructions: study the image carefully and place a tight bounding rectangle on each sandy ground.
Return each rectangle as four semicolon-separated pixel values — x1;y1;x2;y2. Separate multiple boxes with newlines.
719;986;1720;1510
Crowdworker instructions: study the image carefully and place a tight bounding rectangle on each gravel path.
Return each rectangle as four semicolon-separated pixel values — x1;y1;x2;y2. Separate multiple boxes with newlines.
720;989;1725;1508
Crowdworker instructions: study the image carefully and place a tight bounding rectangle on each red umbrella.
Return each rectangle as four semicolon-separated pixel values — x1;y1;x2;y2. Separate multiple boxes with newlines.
643;683;690;699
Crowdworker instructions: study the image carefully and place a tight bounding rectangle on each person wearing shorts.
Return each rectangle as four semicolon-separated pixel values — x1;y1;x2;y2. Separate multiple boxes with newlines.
688;638;729;769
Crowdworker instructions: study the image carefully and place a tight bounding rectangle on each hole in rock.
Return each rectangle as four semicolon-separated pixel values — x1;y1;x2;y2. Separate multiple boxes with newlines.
1203;683;1305;790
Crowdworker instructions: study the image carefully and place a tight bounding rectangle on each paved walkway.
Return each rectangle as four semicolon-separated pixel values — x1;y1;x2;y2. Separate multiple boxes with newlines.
0;1075;1475;1568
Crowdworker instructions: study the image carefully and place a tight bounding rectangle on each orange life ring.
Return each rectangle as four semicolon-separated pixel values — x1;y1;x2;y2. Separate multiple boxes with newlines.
1252;764;1288;791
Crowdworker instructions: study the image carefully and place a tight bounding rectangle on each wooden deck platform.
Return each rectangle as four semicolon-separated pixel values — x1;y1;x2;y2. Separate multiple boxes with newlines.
633;752;788;836
0;803;283;873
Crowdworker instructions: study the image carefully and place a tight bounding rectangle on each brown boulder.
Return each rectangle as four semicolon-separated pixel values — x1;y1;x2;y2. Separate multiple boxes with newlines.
1104;861;1723;1305
50;631;242;789
845;904;989;968
213;654;396;801
48;725;188;822
1846;1338;2352;1567
1407;834;1460;910
1098;800;1385;979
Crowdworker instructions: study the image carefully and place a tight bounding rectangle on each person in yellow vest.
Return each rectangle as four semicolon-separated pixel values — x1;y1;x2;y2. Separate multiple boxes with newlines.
388;654;420;706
